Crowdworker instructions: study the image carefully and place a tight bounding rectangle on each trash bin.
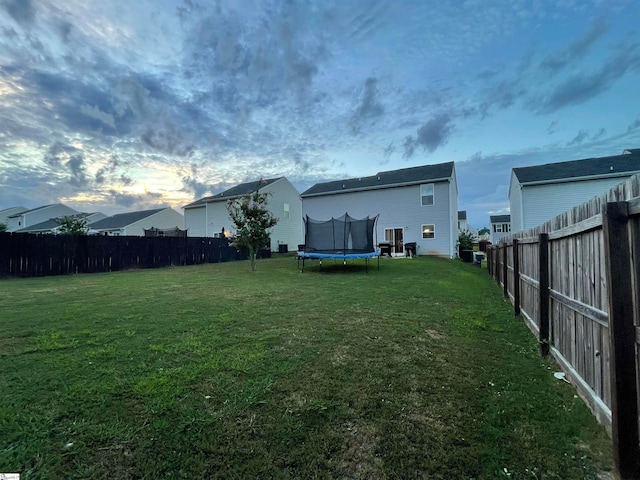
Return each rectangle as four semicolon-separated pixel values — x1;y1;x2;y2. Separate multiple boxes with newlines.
461;250;473;262
278;244;288;254
474;252;485;267
405;242;417;256
378;242;391;256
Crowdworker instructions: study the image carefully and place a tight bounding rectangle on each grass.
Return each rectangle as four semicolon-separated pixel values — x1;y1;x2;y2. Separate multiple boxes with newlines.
0;255;612;479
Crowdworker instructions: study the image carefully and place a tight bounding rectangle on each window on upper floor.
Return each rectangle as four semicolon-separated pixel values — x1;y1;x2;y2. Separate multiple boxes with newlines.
284;203;290;219
420;184;434;206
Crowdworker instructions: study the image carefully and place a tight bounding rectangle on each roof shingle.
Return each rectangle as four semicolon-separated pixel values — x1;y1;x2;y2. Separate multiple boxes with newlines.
184;177;282;208
301;162;454;197
90;209;165;229
513;149;640;184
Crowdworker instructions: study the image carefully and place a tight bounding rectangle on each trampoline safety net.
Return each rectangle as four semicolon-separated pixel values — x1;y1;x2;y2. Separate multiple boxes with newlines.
303;213;378;254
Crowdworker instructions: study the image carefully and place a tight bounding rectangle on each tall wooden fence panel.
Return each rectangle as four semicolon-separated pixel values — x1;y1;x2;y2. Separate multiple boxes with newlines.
0;234;271;278
487;174;640;479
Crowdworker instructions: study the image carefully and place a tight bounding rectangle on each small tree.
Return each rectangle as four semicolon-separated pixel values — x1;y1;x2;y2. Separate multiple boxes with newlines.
56;216;88;235
226;190;278;271
458;229;476;253
0;222;7;232
478;227;490;236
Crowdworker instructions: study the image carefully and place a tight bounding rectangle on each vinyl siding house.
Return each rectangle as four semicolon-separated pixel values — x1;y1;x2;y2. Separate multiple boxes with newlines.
6;204;79;232
1;206;28;228
509;148;640;232
301;162;458;258
16;212;107;234
89;208;184;236
490;214;511;244
183;177;302;252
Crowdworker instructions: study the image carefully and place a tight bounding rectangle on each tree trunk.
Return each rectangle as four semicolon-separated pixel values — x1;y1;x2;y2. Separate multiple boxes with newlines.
250;248;256;271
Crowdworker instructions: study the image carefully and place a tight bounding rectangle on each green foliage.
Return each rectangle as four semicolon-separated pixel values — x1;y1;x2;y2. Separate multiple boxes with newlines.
458;228;476;250
0;222;7;232
478;227;490;236
227;189;278;271
56;216;88;235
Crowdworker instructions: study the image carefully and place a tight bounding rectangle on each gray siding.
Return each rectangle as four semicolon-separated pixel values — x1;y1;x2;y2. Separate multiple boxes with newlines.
185;207;206;237
521;177;632;230
194;178;302;250
302;180;455;257
264;178;303;250
509;173;523;232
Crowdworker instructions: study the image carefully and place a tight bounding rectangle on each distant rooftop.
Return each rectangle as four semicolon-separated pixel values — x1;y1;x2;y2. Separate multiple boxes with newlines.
490;215;511;223
90;208;166;229
184;177;282;208
301;162;454;197
7;204;56;218
513;149;640;184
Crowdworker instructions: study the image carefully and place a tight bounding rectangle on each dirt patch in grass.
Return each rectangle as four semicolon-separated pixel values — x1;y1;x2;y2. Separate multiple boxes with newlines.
337;421;383;480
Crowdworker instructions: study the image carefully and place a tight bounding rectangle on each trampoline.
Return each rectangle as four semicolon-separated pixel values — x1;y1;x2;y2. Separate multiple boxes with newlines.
298;213;380;272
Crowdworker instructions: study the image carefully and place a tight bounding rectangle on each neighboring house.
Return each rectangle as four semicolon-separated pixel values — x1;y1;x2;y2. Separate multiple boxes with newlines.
16;212;107;234
490;214;511;244
458;211;468;232
458;210;478;236
6;204;79;232
301;162;458;258
1;206;28;228
509;148;640;232
183;177;302;252
90;208;184;236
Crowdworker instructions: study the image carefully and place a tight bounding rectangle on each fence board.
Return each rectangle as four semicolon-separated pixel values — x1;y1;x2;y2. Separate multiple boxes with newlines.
0;233;271;278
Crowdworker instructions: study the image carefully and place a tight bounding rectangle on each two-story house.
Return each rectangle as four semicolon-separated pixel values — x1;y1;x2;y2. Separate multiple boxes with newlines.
183;177;302;252
509;148;640;232
6;204;79;232
301;162;458;258
489;214;511;244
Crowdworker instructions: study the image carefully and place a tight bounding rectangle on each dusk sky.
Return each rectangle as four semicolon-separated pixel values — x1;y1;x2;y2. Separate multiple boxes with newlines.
1;0;639;228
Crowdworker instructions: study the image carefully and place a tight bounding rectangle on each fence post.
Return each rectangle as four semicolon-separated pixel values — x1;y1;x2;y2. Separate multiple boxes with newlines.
538;233;550;357
502;244;508;298
602;201;640;479
513;238;520;316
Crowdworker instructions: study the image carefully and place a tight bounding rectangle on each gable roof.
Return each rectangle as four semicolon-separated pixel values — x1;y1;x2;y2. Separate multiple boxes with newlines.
490;215;511;223
90;208;166;229
184;177;282;208
301;161;454;197
15;213;96;233
512;149;640;185
458;210;467;220
7;204;56;218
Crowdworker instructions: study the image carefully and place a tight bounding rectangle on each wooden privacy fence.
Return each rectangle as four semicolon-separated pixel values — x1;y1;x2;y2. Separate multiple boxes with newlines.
487;174;640;479
0;233;271;278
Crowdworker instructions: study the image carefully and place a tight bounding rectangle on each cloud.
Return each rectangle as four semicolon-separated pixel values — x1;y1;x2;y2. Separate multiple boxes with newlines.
350;77;384;134
66;153;87;187
628;118;640;131
540;17;608;74
403;114;454;158
534;42;640;113
2;0;36;26
547;120;559;135
568;129;589;146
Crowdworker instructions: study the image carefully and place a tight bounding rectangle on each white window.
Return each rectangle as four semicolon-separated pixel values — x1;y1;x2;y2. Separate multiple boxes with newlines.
420;184;434;206
504;223;511;233
422;224;435;239
494;224;502;233
284;203;290;219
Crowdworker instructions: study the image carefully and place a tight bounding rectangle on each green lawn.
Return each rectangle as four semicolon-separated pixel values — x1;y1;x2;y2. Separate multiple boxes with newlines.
0;255;612;479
